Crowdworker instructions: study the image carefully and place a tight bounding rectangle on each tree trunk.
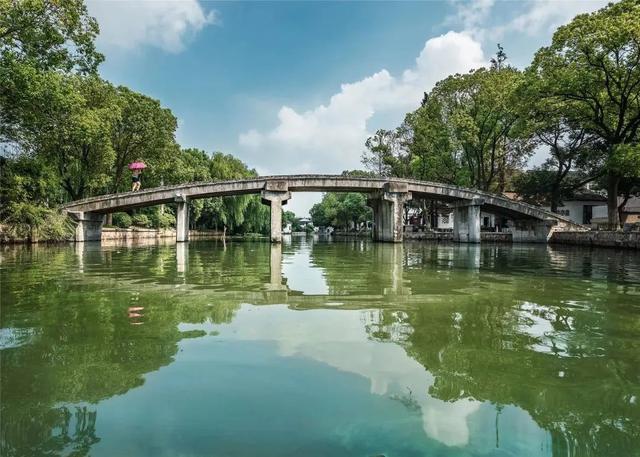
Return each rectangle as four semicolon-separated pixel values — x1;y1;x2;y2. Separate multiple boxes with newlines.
550;183;561;213
607;172;621;229
618;193;630;228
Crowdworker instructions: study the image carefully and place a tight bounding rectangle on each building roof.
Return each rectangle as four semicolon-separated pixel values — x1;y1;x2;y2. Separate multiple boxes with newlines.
566;190;607;202
622;196;640;213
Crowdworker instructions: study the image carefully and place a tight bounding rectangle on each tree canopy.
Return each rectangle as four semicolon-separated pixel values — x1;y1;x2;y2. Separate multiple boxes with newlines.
528;0;640;226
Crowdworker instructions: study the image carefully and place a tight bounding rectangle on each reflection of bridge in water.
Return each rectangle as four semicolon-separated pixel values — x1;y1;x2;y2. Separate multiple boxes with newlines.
74;238;637;312
6;239;639;456
62;175;582;243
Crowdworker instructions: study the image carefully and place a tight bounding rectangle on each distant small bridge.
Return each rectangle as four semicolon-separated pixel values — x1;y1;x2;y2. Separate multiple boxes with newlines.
62;175;581;243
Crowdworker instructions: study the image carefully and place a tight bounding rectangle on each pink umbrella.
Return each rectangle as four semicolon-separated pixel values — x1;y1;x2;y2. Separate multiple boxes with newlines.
128;161;147;170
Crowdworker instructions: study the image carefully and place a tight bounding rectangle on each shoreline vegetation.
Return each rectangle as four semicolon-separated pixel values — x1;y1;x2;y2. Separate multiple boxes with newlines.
2;227;638;250
1;1;638;243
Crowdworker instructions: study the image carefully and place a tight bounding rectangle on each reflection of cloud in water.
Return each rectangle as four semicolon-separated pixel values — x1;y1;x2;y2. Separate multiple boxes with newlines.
195;305;484;446
519;301;573;356
0;327;36;349
282;245;328;295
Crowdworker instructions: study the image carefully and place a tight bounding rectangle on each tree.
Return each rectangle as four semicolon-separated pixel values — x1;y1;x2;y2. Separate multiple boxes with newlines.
36;76;119;200
516;91;604;211
362;129;398;177
490;43;507;70
447;67;531;192
529;0;640;227
403;65;533;192
310;192;371;230
310;193;339;228
160;148;270;234
282;210;302;231
0;0;103;74
109;87;178;193
400;98;469;186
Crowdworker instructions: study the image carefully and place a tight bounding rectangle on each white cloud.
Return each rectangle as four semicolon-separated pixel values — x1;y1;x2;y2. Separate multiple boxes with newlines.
238;31;486;177
496;0;610;36
87;0;217;53
446;0;495;32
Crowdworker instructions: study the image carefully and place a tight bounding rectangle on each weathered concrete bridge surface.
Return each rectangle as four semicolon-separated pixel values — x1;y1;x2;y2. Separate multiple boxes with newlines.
62;175;582;243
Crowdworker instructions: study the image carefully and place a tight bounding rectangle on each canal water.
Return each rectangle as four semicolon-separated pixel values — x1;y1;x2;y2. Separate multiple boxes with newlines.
1;238;639;457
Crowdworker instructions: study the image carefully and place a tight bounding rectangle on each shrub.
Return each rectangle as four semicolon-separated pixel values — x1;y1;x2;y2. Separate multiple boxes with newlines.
151;211;175;229
1;202;74;241
112;212;132;228
131;214;151;228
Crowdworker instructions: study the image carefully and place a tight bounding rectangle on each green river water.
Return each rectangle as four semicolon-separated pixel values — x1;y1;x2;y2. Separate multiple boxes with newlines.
1;238;639;457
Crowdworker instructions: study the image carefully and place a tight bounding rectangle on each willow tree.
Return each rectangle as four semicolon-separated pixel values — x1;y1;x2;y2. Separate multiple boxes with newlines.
529;0;640;227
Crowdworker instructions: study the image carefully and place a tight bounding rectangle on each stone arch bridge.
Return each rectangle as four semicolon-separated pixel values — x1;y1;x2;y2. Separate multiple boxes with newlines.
62;175;581;243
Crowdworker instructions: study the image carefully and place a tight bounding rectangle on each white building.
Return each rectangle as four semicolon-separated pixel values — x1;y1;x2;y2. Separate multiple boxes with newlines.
542;191;607;225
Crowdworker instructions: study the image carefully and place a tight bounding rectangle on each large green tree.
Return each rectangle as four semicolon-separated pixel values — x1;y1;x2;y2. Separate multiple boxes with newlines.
0;0;103;74
400;95;469;186
514;94;603;211
400;62;533;193
436;67;532;192
109;87;178;193
36;76;119;200
529;0;640;227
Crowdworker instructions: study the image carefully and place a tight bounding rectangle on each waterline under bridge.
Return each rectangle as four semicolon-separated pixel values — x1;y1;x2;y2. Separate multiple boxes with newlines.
62;175;581;243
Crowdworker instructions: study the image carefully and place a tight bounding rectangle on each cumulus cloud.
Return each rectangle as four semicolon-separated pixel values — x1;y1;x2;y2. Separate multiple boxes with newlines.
238;31;486;176
87;0;217;53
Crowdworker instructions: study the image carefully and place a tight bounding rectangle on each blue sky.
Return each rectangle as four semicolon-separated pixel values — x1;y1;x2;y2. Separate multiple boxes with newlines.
88;0;610;215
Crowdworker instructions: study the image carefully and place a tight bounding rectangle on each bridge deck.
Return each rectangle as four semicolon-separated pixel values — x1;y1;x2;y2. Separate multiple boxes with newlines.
61;174;580;227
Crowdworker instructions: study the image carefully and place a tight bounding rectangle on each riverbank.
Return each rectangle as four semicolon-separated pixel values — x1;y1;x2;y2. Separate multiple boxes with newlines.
404;229;640;249
2;226;638;249
549;230;640;249
0;227;268;244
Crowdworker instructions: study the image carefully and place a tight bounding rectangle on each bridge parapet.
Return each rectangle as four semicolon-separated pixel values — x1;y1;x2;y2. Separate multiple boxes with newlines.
59;174;586;243
264;180;289;192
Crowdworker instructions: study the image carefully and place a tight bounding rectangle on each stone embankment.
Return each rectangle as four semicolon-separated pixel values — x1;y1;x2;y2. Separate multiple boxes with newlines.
404;230;639;249
549;231;640;249
101;228;223;242
404;231;512;242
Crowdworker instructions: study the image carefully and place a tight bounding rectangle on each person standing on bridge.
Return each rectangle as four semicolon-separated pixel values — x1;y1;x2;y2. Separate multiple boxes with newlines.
128;161;146;191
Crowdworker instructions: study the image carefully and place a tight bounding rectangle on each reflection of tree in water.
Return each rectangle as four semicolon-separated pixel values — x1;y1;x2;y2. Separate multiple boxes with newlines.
307;241;640;454
2;241;639;456
367;278;640;456
1;404;99;457
0;244;257;456
389;387;421;414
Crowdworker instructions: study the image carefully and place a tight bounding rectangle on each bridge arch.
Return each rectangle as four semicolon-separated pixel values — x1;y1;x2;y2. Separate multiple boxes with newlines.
62;175;581;243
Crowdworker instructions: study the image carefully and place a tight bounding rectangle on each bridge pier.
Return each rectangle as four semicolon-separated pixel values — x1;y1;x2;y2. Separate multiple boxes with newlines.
69;212;105;242
508;219;558;243
452;198;483;243
261;188;291;243
175;194;189;242
367;184;411;243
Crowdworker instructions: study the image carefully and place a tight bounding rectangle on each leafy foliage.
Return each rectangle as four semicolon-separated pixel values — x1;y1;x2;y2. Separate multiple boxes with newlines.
310;192;371;230
528;0;640;225
0;0;104;73
131;214;151;228
1;202;74;241
111;212;132;229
